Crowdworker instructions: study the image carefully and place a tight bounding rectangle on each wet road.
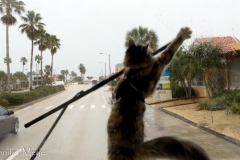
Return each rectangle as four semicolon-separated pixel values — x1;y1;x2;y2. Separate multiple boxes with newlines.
0;84;111;160
1;84;240;160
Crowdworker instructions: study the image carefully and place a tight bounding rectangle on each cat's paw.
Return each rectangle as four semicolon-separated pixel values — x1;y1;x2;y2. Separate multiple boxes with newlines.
177;27;192;40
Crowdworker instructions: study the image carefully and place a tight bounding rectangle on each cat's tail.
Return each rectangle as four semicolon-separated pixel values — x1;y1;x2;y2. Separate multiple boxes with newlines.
135;136;210;160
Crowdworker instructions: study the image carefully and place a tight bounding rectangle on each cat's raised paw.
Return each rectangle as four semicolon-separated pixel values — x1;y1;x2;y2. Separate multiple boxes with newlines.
178;27;192;40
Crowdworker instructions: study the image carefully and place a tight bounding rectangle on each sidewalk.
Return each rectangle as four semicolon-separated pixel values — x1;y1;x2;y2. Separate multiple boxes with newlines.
145;96;206;108
104;91;240;159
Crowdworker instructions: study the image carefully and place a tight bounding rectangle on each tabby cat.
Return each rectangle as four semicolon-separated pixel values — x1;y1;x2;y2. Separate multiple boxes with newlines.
107;27;210;160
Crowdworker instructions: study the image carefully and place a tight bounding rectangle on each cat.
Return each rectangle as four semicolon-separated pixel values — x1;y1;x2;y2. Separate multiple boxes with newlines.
107;27;210;160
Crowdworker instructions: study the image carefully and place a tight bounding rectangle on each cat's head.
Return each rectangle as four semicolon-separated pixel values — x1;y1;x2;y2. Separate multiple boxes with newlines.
124;40;153;69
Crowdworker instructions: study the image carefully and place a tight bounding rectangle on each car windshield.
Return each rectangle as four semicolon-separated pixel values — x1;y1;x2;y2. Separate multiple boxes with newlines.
1;0;240;160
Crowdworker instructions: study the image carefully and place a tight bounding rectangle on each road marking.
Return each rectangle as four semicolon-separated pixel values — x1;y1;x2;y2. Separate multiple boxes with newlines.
91;105;95;108
6;148;22;160
45;105;53;110
23;106;31;110
68;104;74;109
80;105;84;108
108;109;111;112
101;90;108;104
102;105;106;108
33;106;42;110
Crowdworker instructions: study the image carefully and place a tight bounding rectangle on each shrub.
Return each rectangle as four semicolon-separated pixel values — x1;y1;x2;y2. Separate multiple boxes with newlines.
0;99;9;107
172;86;195;98
0;85;65;106
196;99;219;111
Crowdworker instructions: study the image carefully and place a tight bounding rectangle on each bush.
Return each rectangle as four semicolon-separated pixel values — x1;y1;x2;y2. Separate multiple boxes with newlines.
230;103;240;114
172;86;195;98
196;99;219;111
0;99;9;107
0;85;65;106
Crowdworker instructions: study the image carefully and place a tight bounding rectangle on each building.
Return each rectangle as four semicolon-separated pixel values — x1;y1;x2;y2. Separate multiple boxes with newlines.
115;63;124;72
192;36;240;97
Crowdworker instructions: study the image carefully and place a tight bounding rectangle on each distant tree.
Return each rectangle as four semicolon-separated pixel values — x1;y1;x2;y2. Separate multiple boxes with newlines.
74;76;82;82
0;0;25;93
34;30;48;86
20;57;27;72
19;10;45;90
47;34;60;86
44;65;51;84
125;26;158;51
78;63;86;81
58;75;65;81
0;70;6;92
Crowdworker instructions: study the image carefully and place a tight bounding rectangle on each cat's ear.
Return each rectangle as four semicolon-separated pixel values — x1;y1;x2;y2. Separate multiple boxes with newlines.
128;40;135;47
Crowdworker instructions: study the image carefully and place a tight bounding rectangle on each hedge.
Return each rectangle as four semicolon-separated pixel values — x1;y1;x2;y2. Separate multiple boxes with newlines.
0;85;65;107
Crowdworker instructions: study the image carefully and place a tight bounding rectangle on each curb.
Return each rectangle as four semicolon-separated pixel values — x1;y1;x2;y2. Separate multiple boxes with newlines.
159;108;240;147
8;89;66;112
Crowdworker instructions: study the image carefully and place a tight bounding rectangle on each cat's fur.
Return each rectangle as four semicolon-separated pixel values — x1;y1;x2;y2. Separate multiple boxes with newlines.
107;27;210;160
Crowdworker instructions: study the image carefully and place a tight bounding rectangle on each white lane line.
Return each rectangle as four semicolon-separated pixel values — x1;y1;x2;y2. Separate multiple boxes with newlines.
91;105;95;109
101;90;108;104
68;104;74;109
33;106;41;110
6;148;22;160
45;105;53;110
23;106;31;110
80;105;84;108
108;109;111;112
102;105;106;108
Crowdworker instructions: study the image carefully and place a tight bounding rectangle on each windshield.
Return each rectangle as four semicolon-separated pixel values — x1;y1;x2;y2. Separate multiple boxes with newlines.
0;0;240;160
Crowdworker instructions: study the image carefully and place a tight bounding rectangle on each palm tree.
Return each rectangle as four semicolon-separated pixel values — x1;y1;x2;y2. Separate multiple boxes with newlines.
125;26;158;51
0;0;25;93
20;57;27;72
34;30;48;86
35;54;41;85
0;70;6;92
13;71;26;88
44;65;51;84
65;69;68;84
187;42;225;98
47;34;60;85
19;10;45;90
170;48;199;98
58;75;65;81
78;63;86;81
3;57;11;63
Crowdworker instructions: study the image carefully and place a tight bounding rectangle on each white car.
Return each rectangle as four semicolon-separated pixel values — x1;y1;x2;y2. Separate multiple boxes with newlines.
52;81;64;86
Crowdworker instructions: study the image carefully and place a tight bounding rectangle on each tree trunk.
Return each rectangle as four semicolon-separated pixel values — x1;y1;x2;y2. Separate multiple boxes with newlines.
203;72;210;99
30;39;34;90
41;50;43;86
6;25;11;93
51;54;53;86
225;60;230;90
23;64;24;73
187;80;192;98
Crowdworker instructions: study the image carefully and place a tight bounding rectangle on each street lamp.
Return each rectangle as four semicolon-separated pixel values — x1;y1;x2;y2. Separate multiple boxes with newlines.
99;62;106;79
100;53;111;77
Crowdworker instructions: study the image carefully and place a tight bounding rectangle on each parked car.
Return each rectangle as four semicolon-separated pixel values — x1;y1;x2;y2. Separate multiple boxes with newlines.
0;105;19;138
52;80;64;86
92;80;98;85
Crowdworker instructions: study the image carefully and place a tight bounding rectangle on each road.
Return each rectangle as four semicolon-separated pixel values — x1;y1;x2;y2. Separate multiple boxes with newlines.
0;84;111;160
1;84;240;160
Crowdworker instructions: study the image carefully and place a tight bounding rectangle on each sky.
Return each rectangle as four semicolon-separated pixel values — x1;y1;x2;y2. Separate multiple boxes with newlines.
0;0;239;79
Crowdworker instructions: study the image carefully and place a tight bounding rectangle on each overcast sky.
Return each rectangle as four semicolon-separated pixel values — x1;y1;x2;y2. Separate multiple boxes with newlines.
0;0;239;79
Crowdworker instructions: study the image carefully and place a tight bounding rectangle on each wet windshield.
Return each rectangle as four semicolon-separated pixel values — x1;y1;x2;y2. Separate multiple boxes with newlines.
0;0;240;159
